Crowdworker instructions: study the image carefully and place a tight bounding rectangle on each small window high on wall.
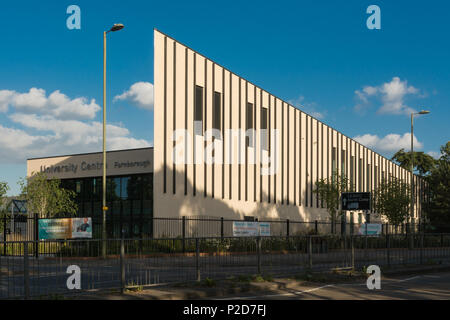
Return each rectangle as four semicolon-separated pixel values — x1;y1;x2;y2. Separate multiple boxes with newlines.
246;102;254;147
260;107;268;150
213;91;221;134
194;85;203;135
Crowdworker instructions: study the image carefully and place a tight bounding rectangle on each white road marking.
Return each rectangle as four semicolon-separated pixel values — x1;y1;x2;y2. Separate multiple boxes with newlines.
392;276;421;282
215;274;440;300
215;284;335;300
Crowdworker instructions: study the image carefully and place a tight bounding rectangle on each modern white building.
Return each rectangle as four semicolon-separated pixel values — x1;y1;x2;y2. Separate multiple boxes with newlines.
26;29;426;237
152;29;426;225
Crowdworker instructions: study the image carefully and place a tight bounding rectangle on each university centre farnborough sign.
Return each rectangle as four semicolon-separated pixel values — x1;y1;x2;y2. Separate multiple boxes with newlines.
40;160;151;175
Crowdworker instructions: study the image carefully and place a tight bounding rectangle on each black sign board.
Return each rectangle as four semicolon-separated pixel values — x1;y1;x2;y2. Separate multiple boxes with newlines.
341;192;371;211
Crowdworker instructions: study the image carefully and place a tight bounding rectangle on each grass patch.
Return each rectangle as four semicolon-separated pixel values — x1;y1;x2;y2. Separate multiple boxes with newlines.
230;274;274;283
202;277;216;287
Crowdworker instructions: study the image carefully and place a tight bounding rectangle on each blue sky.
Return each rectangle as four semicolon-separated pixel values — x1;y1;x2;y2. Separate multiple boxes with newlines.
1;0;449;195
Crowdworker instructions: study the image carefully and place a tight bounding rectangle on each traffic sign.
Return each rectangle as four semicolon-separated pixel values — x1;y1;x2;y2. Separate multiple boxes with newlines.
341;192;371;211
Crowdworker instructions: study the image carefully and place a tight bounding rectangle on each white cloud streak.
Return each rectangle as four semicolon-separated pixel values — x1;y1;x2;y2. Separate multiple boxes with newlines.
0;88;101;120
354;77;421;115
353;132;423;153
0;87;151;164
114;82;154;110
288;95;326;119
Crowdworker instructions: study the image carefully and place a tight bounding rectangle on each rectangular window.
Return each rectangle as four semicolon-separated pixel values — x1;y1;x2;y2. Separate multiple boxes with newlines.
246;102;254;147
260;107;268;150
213;91;221;133
374;166;378;189
350;156;355;190
246;103;253;130
341;150;346;176
332;147;337;175
367;164;371;192
358;158;363;192
194;85;203;134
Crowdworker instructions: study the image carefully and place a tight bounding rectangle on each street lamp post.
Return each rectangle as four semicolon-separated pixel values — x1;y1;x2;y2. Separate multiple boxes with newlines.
410;110;430;235
102;23;124;258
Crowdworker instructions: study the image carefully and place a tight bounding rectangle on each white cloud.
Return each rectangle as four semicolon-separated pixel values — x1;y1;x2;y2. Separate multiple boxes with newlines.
353;132;423;153
288;95;326;119
114;82;154;110
0;88;100;120
0;86;151;164
354;77;422;115
0;90;16;113
427;151;440;159
3;113;150;163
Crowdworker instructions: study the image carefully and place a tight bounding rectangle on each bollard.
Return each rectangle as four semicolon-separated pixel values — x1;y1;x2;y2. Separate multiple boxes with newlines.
195;238;200;282
23;242;30;300
120;238;125;294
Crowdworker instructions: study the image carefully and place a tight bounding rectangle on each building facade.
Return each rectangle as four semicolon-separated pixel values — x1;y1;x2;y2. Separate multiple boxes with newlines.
27;148;153;238
153;29;426;225
25;30;427;239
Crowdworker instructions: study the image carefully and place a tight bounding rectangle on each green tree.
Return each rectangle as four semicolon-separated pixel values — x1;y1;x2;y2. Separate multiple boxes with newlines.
391;149;436;176
373;177;411;226
0;181;9;209
424;141;450;231
0;181;10;234
19;172;78;218
314;172;354;233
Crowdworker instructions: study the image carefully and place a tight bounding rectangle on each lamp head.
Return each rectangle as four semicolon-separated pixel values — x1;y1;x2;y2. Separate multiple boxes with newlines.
418;110;430;115
109;24;125;32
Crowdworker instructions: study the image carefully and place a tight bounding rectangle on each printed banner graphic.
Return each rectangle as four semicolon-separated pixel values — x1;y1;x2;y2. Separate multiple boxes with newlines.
358;223;382;236
232;222;271;237
38;218;92;240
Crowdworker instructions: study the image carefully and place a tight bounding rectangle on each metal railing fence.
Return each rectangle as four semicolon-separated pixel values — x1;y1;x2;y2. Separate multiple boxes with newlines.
1;233;449;299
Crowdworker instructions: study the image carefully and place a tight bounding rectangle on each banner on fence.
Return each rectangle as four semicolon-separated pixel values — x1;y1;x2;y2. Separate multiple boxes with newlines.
232;222;271;237
358;223;382;236
38;218;92;240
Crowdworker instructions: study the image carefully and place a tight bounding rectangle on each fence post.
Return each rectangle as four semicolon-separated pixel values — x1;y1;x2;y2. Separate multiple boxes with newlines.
351;235;355;271
420;233;424;265
308;236;313;270
315;220;318;235
442;234;444;248
3;214;6;256
120;238;125;294
34;213;39;258
195;238;200;282
364;223;368;261
23;242;30;300
387;234;391;267
220;217;224;240
286;219;290;239
256;236;262;274
182;216;186;253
